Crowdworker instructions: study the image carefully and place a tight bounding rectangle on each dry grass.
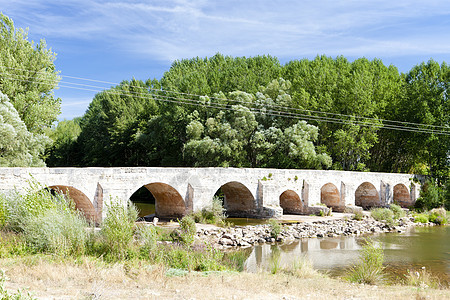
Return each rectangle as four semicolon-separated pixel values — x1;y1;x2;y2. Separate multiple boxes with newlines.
1;257;449;300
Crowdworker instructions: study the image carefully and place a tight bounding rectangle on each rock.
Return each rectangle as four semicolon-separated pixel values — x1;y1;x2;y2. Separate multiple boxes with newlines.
219;238;234;246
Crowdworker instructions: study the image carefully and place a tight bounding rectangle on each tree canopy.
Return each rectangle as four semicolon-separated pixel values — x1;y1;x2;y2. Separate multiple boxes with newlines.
0;92;49;166
0;13;61;134
45;54;448;199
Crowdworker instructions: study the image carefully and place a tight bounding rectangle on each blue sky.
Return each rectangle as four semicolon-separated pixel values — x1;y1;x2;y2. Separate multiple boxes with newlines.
1;0;449;120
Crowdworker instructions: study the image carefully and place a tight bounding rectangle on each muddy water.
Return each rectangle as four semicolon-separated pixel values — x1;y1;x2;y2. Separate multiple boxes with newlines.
244;225;449;283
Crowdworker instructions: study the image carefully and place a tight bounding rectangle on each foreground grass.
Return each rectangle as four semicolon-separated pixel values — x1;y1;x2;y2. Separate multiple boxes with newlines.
1;256;448;300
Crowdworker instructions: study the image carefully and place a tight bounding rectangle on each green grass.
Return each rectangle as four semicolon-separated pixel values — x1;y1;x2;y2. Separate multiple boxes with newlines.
371;208;395;226
345;238;385;285
413;213;429;223
0;186;245;272
268;219;282;239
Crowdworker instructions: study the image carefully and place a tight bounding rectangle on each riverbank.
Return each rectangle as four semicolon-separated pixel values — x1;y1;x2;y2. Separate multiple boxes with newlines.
2;257;449;299
195;213;430;249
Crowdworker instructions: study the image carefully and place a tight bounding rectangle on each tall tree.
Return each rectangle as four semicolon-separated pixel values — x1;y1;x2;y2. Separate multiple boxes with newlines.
183;80;331;169
77;79;158;166
0;13;61;133
283;56;402;170
0;92;49;166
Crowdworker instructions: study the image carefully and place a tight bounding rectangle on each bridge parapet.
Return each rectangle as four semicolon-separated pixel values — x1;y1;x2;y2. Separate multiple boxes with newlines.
0;167;419;221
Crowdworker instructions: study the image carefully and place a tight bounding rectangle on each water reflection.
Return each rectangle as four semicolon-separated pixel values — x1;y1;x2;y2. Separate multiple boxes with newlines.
244;226;449;283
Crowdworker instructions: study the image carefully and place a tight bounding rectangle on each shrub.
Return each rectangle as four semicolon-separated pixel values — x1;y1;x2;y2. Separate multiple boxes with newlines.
268;219;281;239
428;208;447;225
352;211;364;221
23;207;87;256
4;184;74;232
135;224;157;257
389;204;405;219
345;239;385;285
177;215;196;246
0;195;6;228
415;180;445;211
413;213;429;223
371;208;394;226
190;197;226;226
100;199;138;259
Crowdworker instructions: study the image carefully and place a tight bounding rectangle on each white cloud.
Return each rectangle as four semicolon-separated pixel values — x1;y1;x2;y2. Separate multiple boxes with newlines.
2;1;450;60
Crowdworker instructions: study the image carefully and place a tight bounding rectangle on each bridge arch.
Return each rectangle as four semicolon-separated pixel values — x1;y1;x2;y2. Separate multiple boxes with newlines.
355;182;380;209
131;182;186;219
320;183;343;212
393;183;412;208
216;181;256;217
280;190;303;214
48;185;97;222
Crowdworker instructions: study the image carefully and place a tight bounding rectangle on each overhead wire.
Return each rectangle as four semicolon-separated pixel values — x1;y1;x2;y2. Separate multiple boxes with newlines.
2;64;449;130
0;67;449;135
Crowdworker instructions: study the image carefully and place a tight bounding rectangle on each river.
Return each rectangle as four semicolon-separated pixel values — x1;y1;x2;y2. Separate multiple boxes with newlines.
244;225;449;283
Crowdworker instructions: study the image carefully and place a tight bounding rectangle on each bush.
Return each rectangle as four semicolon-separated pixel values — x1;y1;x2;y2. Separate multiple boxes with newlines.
177;215;196;246
100;199;138;259
345;238;385;285
0;195;6;228
389;204;405;219
428;208;447;225
23;207;87;256
413;213;429;223
371;208;394;226
415;180;446;211
268;219;281;239
352;211;364;221
191;196;226;226
135;224;157;257
4;184;74;232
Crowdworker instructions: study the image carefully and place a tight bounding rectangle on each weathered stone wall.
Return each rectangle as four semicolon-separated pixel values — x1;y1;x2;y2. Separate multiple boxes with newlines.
0;167;420;220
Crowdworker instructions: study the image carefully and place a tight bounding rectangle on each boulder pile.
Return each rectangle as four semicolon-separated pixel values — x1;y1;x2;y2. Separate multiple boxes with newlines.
196;217;431;249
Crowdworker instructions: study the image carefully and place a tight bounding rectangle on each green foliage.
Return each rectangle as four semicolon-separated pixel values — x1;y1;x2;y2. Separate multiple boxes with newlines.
177;215;196;246
389;204;406;219
268;219;282;239
100;199;138;259
45;118;81;166
23;207;87;256
4;182;74;232
415;180;447;211
270;246;281;274
0;13;61;133
0;195;6;228
0;92;50;166
77;79;160;166
371;208;394;226
352;211;364;221
346;239;385;285
413;213;429;223
184;80;331;169
191;196;226;226
154;243;225;271
428;208;447;225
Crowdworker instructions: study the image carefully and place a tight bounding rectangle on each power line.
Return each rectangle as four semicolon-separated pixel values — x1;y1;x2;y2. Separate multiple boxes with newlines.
2;64;449;130
2;66;449;130
1;68;449;135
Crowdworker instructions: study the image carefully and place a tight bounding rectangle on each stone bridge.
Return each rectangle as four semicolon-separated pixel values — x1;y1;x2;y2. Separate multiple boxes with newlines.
0;167;420;222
